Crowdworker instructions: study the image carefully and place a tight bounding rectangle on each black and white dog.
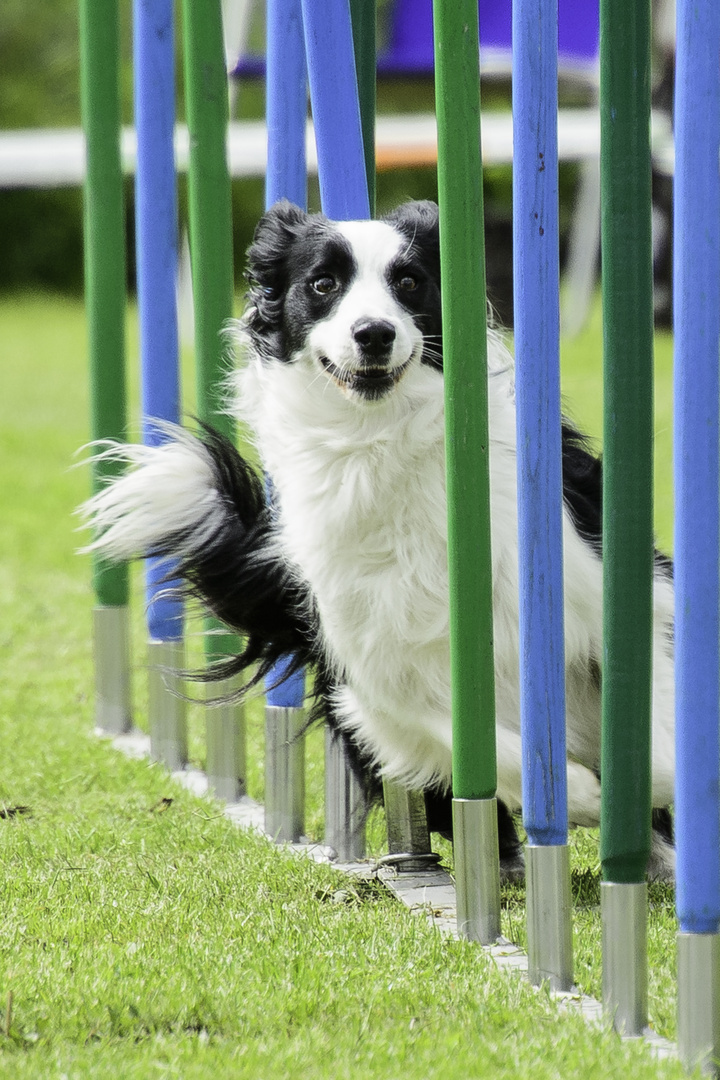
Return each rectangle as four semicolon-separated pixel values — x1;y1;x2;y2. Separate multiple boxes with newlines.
82;199;676;879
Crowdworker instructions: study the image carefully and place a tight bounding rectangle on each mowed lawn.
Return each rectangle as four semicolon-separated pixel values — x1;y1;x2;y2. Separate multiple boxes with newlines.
0;292;689;1079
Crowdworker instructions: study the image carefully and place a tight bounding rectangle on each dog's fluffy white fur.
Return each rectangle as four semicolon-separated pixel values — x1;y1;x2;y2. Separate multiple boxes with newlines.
82;200;676;876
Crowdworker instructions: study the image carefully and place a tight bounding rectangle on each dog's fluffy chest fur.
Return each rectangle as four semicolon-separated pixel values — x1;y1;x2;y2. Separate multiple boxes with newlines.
236;344;523;792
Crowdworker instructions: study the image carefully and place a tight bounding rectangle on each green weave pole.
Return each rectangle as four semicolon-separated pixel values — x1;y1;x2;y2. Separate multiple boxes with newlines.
181;0;235;434
349;0;376;216
79;0;128;609
599;0;654;884
181;0;238;661
433;0;496;800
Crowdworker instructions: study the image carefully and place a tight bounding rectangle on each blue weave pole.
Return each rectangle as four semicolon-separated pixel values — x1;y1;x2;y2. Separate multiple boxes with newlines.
298;0;371;860
262;0;308;843
133;0;186;769
673;4;720;1067
133;0;182;644
300;0;370;222
263;0;307;716
512;0;567;849
673;0;720;941
265;0;307;213
512;0;572;992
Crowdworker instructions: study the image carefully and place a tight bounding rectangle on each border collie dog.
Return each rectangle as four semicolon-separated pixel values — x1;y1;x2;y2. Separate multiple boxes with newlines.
82;199;676;879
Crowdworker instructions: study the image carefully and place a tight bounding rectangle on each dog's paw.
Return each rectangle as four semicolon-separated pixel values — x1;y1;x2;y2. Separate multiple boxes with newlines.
647;831;675;883
499;849;526;883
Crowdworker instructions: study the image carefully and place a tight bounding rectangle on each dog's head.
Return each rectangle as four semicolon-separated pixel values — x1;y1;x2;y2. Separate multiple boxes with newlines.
244;200;443;402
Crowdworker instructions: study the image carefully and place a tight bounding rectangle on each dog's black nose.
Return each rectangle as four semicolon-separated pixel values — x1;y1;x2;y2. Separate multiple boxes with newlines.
352;319;396;357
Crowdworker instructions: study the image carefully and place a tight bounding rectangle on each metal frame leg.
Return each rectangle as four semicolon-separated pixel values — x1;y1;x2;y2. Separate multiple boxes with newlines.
264;705;305;842
452;797;501;945
94;605;132;735
601;881;648;1035
205;679;246;802
383;781;433;872
678;932;720;1075
526;844;574;991
324;728;367;861
147;639;187;771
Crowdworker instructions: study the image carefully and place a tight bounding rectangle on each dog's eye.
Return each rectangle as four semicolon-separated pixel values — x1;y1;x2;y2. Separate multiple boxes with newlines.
397;274;418;292
311;275;337;295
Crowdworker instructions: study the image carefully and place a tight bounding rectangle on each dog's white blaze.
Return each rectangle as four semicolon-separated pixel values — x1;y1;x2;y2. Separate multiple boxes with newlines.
306;220;423;387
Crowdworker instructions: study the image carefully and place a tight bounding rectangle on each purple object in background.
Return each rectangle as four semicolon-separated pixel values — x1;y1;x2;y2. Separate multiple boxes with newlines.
378;0;598;73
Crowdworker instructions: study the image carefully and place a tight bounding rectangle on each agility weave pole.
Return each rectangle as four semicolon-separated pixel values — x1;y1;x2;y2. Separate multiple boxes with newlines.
673;0;720;1071
598;0;655;1037
261;0;308;846
511;0;572;992
181;0;246;804
432;0;501;946
133;0;188;771
79;0;131;737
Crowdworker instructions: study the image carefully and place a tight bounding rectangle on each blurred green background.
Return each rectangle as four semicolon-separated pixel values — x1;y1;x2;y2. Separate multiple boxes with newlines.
0;0;574;319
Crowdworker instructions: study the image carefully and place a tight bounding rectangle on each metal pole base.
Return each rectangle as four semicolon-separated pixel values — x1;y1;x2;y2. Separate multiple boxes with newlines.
147;639;187;772
601;881;648;1035
93;605;132;735
678;932;720;1075
324;728;367;862
265;705;305;843
452;797;501;945
383;781;433;872
205;679;246;802
526;844;574;991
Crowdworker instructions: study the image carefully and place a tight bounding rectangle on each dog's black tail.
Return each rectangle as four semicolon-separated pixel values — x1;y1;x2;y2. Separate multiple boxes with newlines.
80;422;320;695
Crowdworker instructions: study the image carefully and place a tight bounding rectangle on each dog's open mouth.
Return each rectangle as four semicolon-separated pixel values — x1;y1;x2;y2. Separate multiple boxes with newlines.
320;356;410;399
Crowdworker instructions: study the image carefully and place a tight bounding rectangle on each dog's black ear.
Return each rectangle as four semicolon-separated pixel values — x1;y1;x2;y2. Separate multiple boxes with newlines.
383;200;440;279
384;200;439;242
246;200;308;318
384;201;443;371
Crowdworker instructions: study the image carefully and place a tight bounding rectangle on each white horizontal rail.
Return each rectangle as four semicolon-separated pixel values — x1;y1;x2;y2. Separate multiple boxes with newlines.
0;110;673;189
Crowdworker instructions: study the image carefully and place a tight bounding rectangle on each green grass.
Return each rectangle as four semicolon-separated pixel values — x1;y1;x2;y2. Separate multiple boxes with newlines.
0;292;690;1079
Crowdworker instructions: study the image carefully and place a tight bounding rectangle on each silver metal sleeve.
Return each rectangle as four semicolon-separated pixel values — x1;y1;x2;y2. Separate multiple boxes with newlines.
264;705;305;843
93;605;132;735
601;880;648;1035
383;781;432;871
526;844;574;991
324;728;367;862
147;639;188;772
677;932;720;1075
205;680;246;802
452;797;501;945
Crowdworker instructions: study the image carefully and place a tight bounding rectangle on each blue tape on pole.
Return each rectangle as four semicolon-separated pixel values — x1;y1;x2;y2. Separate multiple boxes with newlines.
264;0;307;709
267;658;307;710
144;558;183;642
133;0;183;643
300;0;370;222
673;0;720;936
512;0;568;846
